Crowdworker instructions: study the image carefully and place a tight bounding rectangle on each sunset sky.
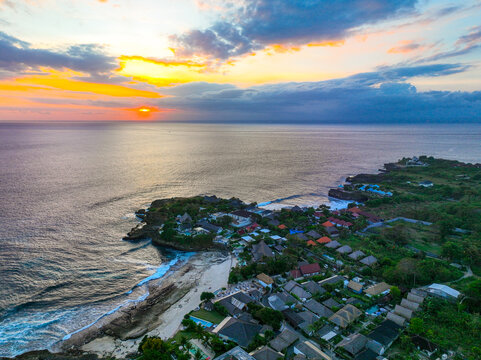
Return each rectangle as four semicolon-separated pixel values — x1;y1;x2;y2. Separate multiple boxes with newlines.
0;0;480;122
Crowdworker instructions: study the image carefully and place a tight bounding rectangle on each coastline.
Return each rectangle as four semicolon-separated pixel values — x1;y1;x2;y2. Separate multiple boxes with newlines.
57;250;233;358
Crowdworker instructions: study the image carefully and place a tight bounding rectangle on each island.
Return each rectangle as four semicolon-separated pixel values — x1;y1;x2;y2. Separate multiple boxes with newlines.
19;156;481;360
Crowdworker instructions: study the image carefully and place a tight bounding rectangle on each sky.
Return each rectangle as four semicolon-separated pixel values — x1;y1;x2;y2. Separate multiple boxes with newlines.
0;0;480;122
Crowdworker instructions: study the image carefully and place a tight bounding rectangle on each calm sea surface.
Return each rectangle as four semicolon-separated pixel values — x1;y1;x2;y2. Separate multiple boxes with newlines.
1;122;481;356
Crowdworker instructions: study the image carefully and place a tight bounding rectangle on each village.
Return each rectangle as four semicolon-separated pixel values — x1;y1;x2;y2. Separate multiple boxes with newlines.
131;158;481;360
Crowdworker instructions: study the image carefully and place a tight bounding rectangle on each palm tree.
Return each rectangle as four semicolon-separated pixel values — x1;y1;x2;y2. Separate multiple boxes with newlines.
194;350;203;360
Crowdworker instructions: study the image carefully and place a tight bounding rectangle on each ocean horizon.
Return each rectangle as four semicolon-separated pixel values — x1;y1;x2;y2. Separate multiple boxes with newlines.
1;122;481;357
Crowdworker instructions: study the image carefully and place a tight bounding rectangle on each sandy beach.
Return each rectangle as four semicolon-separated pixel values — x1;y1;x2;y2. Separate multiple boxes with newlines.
61;251;233;359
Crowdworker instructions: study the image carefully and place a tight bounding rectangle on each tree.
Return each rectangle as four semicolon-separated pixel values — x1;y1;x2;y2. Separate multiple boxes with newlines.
200;292;215;301
409;317;424;335
441;241;463;261
213;302;228;316
390;286;401;302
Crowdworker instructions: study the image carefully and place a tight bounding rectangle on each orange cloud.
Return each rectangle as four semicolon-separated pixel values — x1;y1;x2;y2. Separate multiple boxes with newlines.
388;40;422;54
118;55;206;69
265;44;301;54
117;55;210;86
307;40;345;47
12;68;162;98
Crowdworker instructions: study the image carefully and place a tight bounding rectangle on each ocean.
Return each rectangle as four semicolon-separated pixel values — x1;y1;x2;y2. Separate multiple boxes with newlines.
1;122;480;357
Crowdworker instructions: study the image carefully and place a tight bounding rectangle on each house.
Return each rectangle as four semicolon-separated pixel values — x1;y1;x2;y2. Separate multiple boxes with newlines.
290;269;303;280
346;207;383;224
257;273;274;288
386;312;406;327
325;240;341;249
303;281;326;295
230;210;253;227
213;317;262;347
278;224;288;230
364;282;391;297
277;291;297;306
318;275;345;287
304;299;334;318
269;328;299;352
284;280;299;292
337;333;368;356
291;205;304;213
197;221;222;234
322;298;340;310
307;240;317;247
268;294;288;311
366;320;402;355
297;310;320;334
248;289;263;301
355;348;379;360
203;300;214;311
193;226;211;235
407;292;425;304
348;280;363;294
426;283;460;300
325;226;339;237
291;285;312;301
215;346;256;360
360;255;378;266
250;346;284;360
322;221;335;228
317;324;338;341
317;236;331;244
293;233;309;241
329;304;362;328
294;340;332;360
178;212;192;224
242;235;255;242
328;217;353;228
216;291;255;317
252;241;274;261
418;180;434;188
401;298;420;312
349;250;366;260
300;263;321;277
274;245;285;254
306;230;321;239
394;305;413;320
337;245;353;254
282;308;306;329
246;223;260;232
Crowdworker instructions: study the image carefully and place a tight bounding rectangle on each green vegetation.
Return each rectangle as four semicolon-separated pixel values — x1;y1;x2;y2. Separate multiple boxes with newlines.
189;309;226;324
200;291;215;301
247;302;284;331
407;298;481;359
360;157;481;268
228;254;297;283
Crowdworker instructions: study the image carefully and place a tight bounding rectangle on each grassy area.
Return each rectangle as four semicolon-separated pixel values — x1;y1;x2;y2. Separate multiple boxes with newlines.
414;298;481;358
190;309;226;324
171;330;197;343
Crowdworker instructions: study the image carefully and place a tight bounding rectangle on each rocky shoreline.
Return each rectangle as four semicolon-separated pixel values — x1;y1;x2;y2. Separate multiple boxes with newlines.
42;251;233;359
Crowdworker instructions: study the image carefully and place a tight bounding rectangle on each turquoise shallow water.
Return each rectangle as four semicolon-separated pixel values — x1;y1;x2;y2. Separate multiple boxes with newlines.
1;122;480;357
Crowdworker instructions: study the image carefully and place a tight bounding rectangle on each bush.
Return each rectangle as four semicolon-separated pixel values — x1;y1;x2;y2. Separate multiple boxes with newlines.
200;292;215;301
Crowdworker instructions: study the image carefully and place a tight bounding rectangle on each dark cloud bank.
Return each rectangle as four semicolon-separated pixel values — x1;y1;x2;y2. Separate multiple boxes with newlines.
160;63;481;123
172;0;417;58
0;31;115;76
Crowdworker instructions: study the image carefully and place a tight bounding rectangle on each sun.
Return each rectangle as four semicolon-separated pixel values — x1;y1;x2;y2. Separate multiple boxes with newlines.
125;106;160;120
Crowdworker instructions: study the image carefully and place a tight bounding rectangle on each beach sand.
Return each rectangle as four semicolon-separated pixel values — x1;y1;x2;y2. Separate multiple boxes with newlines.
70;251;233;358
